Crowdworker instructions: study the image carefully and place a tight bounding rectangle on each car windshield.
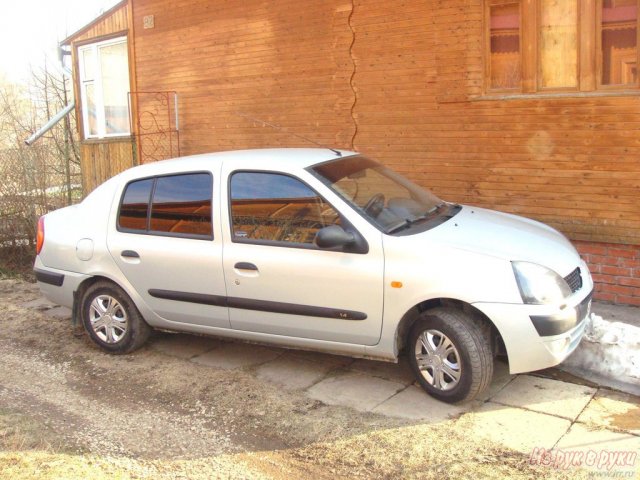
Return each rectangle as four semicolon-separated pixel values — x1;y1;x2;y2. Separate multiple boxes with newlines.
309;155;459;235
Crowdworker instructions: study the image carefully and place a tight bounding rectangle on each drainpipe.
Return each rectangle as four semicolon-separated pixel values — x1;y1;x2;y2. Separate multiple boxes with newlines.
24;101;75;146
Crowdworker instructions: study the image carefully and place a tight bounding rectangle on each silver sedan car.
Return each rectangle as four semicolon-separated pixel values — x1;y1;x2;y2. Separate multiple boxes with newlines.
34;149;593;403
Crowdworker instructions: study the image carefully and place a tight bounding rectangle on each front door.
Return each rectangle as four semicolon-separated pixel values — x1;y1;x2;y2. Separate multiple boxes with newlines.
107;170;229;328
221;168;384;345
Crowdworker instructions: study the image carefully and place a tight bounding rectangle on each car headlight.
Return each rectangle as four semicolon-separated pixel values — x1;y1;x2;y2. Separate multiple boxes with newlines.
512;261;572;305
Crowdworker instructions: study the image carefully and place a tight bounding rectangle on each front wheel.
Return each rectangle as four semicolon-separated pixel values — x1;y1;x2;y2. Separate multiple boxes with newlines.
80;280;151;354
408;308;493;403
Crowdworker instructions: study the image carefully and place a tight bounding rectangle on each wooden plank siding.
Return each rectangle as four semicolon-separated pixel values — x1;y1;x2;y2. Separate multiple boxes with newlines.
128;0;640;246
131;0;356;154
69;2;129;44
66;1;135;193
80;140;136;193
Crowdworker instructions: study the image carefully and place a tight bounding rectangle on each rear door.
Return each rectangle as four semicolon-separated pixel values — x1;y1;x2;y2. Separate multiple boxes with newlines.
220;165;384;345
107;169;229;328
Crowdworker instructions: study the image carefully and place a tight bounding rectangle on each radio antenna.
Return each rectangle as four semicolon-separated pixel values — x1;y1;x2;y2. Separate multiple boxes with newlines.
234;112;342;157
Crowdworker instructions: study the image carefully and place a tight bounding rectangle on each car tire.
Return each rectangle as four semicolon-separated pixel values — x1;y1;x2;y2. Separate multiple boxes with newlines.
408;307;493;403
80;280;151;354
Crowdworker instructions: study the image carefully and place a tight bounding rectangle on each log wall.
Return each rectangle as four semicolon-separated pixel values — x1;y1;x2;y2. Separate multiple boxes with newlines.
130;0;640;247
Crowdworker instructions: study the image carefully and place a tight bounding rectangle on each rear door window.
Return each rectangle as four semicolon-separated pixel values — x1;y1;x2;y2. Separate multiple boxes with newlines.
117;172;213;239
118;178;153;231
150;173;212;236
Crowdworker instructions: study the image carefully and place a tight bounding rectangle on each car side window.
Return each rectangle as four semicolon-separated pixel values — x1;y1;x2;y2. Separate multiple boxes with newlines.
117;173;213;239
118;178;153;231
150;173;212;236
230;172;340;245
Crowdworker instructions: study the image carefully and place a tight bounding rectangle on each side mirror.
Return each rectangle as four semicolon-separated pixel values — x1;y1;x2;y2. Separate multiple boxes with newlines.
314;225;355;249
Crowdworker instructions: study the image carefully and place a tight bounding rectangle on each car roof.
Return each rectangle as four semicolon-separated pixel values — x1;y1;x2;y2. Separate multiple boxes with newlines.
119;148;357;180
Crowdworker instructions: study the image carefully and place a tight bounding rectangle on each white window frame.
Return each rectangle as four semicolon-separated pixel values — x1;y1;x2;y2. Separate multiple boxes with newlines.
78;36;131;139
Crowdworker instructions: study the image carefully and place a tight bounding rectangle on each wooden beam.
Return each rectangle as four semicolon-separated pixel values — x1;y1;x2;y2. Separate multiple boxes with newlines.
580;0;597;91
521;0;537;92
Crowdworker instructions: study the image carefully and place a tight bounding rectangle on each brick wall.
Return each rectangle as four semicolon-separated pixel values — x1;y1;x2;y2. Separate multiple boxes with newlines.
574;241;640;306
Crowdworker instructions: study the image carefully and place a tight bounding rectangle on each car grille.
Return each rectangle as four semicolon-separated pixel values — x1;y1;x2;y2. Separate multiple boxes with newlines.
564;267;583;293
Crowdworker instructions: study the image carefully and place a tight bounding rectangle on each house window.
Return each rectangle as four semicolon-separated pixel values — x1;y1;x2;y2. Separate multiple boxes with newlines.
601;0;638;86
78;37;130;138
539;0;579;89
484;0;640;93
488;1;522;90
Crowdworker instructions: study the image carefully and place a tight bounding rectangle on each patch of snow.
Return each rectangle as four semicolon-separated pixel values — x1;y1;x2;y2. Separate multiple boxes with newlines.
561;313;640;394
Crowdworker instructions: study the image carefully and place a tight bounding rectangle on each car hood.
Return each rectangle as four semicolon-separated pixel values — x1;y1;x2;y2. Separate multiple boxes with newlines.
423;205;580;276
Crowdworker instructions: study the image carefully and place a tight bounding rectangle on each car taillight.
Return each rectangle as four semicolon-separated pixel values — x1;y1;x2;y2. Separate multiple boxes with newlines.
36;216;45;255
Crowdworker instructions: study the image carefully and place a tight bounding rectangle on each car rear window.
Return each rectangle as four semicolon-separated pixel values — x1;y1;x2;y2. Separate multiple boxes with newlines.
117;173;213;239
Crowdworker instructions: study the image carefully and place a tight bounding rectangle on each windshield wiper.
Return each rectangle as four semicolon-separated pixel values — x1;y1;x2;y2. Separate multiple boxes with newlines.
426;202;447;215
384;203;448;234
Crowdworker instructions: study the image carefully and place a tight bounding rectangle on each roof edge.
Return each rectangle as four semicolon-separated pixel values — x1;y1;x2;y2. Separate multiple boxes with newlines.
60;0;128;46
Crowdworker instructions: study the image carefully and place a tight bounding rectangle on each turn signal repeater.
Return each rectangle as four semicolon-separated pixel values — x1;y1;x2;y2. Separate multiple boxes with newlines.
391;281;403;289
36;216;45;255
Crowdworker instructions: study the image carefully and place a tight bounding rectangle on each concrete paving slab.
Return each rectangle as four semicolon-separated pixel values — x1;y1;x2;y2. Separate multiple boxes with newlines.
256;354;333;390
43;306;72;319
577;390;640;436
286;349;355;368
306;372;405;412
460;402;571;454
492;375;596;420
149;333;222;360
21;297;56;310
349;357;415;385
372;385;471;421
554;423;640;475
480;359;515;402
191;342;282;370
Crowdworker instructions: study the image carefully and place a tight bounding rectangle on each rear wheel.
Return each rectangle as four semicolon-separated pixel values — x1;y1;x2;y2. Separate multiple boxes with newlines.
80;281;151;354
408;307;493;403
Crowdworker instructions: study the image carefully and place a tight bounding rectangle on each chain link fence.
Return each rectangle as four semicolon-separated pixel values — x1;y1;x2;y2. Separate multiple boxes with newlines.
0;145;81;278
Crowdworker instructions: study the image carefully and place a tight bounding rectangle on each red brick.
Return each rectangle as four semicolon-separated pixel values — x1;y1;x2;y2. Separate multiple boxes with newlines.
598;284;635;296
619;258;640;269
617;277;640;288
591;273;617;285
616;296;640;307
588;254;617;267
600;265;632;277
589;264;601;274
593;292;616;302
609;247;638;260
575;243;608;256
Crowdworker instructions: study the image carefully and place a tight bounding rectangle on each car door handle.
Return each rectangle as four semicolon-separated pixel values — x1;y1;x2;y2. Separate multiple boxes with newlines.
234;262;258;271
121;250;140;258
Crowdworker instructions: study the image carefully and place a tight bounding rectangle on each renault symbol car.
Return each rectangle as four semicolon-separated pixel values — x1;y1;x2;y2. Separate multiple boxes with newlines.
34;149;593;403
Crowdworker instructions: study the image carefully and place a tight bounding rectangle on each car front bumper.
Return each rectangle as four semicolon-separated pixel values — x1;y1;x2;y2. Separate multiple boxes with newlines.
472;289;593;374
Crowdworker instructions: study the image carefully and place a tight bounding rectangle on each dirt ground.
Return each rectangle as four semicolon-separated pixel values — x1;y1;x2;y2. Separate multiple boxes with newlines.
0;278;588;479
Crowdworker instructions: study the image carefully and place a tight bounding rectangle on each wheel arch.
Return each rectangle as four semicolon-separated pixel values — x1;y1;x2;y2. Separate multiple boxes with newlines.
72;274;138;328
395;298;506;358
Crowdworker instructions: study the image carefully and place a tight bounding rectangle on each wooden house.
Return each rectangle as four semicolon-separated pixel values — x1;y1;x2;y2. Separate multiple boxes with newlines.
61;0;640;305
